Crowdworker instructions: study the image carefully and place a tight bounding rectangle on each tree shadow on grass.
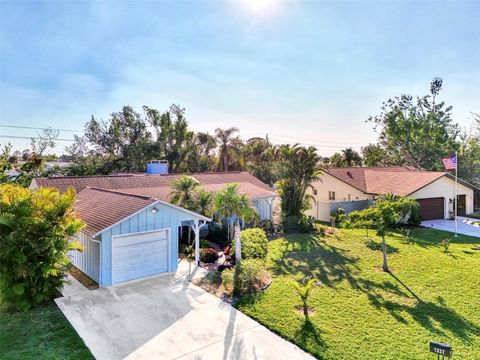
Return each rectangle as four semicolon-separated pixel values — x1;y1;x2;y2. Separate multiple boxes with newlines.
365;240;399;254
357;273;480;342
295;317;327;355
271;235;361;290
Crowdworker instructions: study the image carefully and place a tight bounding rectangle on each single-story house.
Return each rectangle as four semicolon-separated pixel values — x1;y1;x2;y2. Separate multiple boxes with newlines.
306;166;478;221
30;163;276;287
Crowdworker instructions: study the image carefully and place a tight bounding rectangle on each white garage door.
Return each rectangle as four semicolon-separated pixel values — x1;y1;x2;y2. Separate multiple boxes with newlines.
112;229;169;285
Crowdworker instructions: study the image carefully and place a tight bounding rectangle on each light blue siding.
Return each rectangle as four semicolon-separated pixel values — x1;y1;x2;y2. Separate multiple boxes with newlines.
99;202;201;287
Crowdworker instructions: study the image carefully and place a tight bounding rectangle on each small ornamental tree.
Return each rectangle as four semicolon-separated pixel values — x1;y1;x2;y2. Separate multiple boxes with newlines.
349;194;419;272
292;277;317;317
0;184;84;310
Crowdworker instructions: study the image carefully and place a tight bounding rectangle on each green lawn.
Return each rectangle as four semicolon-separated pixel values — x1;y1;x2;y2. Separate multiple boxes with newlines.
0;301;93;360
236;228;480;360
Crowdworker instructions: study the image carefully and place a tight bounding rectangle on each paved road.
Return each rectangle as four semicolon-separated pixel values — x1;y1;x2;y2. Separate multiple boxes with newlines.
55;269;314;360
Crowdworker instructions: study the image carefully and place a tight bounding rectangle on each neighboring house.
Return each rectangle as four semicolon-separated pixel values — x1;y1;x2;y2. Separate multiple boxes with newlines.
306;166;478;221
30;162;277;287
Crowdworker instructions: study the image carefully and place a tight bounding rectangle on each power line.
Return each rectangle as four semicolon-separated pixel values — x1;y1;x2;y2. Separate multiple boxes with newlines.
0;124;84;133
241;132;368;148
0;135;76;142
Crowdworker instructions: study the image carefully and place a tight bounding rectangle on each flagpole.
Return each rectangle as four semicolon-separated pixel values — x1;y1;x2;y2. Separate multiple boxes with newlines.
454;151;458;237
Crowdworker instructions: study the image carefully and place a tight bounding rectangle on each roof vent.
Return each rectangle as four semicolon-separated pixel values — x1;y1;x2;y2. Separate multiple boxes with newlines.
347;171;353;178
147;160;169;175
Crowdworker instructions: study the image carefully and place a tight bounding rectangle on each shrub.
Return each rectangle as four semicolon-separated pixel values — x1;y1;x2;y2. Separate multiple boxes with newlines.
201;248;219;263
0;184;84;310
233;259;270;295
314;223;328;235
258;219;283;237
467;212;480;220
207;224;229;246
200;239;209;248
240;228;268;261
282;215;316;233
332;208;347;227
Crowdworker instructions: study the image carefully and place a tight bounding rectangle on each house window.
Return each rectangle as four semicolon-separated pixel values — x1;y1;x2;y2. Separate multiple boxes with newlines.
328;191;336;200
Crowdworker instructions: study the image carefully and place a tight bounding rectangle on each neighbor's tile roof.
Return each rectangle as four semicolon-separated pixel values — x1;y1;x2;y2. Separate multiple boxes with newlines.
117;182;276;202
325;166;447;195
31;171;276;200
75;188;156;236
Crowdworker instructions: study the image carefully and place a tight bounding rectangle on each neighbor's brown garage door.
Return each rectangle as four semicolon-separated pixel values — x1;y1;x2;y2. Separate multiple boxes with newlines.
417;198;444;220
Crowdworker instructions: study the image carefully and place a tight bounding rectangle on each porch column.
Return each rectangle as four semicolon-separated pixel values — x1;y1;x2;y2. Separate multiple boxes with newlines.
194;219;200;266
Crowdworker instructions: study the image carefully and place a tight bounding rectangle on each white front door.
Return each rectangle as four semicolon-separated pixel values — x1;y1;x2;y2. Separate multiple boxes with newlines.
112;229;169;285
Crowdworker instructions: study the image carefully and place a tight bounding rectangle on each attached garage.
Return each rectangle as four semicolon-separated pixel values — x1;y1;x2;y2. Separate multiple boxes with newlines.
417;198;444;220
70;188;209;288
112;229;169;285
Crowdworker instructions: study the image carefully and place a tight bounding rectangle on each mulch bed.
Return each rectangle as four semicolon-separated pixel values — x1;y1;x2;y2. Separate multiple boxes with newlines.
68;266;99;290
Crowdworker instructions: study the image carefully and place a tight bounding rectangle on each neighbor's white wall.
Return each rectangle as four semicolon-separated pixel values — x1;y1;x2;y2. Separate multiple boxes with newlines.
306;173;373;220
253;197;275;220
411;176;475;218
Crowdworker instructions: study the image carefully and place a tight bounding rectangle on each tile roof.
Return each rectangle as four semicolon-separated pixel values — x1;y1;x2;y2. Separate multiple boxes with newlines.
32;171;276;200
75;188;157;236
325;167;447;195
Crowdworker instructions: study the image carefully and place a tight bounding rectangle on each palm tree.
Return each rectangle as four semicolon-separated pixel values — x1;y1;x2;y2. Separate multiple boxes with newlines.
342;147;362;166
292;277;316;317
215;127;239;172
214;184;256;262
170;175;200;245
195;189;214;217
274;144;323;220
170;175;200;209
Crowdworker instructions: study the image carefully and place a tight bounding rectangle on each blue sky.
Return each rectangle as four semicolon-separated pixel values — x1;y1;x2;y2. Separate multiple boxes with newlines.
1;0;479;155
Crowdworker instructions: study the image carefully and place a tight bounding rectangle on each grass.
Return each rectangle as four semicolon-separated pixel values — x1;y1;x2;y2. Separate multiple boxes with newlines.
236;228;480;360
0;301;94;360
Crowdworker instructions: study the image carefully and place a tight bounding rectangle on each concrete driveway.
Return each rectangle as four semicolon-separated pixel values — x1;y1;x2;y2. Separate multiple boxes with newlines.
421;216;480;238
55;265;314;360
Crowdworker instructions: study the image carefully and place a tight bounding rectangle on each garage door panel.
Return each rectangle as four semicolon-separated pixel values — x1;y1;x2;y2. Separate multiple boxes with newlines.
112;230;169;285
418;198;444;220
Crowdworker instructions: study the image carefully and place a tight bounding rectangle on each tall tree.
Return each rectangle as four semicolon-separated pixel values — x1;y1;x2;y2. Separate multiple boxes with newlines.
330;147;362;167
273;144;322;222
243;137;275;185
30;128;59;156
144;105;198;173
192;132;217;172
215;127;240;172
368;78;460;170
361;144;393;167
458;113;480;187
85;106;151;172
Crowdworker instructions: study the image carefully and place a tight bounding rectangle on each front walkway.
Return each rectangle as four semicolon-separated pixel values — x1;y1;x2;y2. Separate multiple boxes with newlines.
421;217;480;238
55;261;314;360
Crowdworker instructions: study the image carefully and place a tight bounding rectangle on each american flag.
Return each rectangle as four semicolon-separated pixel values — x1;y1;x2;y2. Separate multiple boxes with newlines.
442;155;457;170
